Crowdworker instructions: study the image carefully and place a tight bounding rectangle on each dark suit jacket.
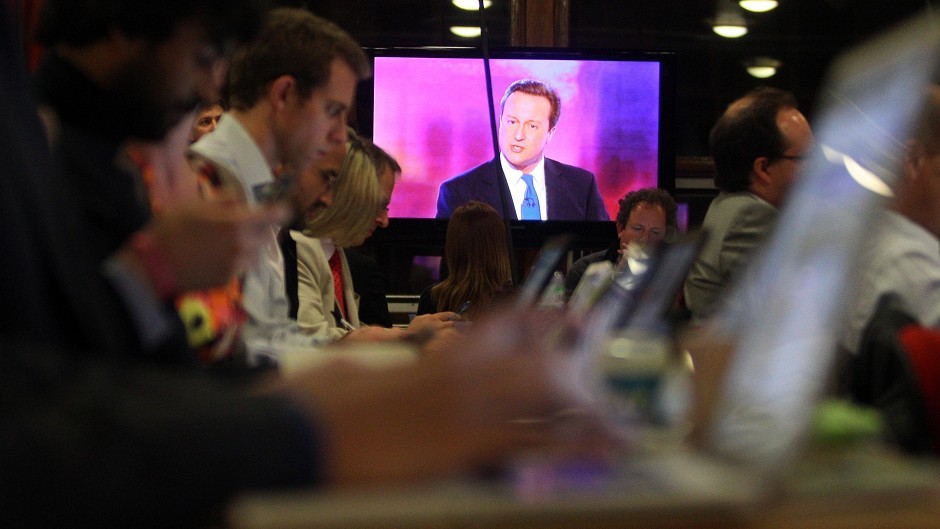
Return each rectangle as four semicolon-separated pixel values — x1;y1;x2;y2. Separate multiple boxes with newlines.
435;157;609;221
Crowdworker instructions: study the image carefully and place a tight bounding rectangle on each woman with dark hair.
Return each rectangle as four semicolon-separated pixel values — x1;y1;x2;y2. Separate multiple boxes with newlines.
417;201;513;320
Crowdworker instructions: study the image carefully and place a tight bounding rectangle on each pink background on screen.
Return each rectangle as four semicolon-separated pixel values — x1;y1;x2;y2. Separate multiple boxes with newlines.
372;57;661;219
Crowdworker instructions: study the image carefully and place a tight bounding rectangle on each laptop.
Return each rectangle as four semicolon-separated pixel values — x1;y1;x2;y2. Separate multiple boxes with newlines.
228;12;940;529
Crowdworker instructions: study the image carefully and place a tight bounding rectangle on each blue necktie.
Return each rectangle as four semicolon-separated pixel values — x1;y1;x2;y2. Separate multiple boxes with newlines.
520;173;540;220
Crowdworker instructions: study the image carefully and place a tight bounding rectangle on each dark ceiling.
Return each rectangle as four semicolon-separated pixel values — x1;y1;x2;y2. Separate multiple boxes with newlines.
296;0;936;155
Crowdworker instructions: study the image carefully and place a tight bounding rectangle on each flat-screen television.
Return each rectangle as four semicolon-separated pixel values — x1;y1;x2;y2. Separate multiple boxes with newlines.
355;47;677;222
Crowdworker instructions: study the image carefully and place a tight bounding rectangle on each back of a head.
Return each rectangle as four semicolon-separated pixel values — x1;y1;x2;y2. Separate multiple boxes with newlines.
710;87;799;192
37;0;269;49
436;201;512;316
226;7;370;111
303;132;382;247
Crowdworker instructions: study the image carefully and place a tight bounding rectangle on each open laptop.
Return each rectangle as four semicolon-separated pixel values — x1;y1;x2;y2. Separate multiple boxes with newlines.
228;12;940;528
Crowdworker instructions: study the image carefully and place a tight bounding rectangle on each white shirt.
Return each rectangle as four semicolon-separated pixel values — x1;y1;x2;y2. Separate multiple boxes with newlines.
840;210;940;356
500;154;547;220
189;115;329;366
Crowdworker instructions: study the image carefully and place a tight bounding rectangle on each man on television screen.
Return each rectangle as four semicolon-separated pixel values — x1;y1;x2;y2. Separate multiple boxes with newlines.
435;79;609;221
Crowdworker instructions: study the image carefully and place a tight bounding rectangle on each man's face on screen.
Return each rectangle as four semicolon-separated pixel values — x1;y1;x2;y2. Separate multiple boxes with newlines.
498;91;555;173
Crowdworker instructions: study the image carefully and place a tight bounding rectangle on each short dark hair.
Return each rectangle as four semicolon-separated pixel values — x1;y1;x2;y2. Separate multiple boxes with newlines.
226;8;370;111
37;0;270;50
709;87;799;192
500;79;561;130
615;188;678;232
369;142;402;178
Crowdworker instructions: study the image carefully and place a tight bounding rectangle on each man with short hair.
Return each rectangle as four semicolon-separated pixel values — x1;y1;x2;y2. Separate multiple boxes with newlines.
436;79;608;221
840;85;940;356
684;87;814;322
565;187;678;295
189;7;371;365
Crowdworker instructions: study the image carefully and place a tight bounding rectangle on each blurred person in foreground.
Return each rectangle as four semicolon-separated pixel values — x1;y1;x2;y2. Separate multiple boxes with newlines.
840;85;940;356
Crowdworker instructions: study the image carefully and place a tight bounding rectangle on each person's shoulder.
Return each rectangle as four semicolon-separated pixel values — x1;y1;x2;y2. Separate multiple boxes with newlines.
545;157;595;179
443;159;496;185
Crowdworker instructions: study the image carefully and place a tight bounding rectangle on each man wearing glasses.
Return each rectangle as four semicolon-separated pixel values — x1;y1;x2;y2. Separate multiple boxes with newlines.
684;87;814;323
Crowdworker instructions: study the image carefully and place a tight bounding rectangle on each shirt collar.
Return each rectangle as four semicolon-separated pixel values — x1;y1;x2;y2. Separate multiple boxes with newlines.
500;153;546;183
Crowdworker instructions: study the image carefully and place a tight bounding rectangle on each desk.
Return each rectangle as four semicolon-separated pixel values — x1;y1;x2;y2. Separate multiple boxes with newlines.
228;448;940;529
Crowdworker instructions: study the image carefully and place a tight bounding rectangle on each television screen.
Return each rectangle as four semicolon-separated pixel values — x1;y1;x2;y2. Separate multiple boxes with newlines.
357;47;676;221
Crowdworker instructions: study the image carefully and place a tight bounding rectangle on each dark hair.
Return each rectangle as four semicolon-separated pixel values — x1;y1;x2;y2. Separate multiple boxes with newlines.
37;0;270;50
368;142;402;178
226;8;370;111
432;201;512;319
615;187;678;232
500;79;561;130
709;87;799;192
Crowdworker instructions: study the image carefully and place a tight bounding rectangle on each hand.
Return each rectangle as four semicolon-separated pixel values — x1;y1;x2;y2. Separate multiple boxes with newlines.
278;306;620;487
129;200;288;293
403;312;456;343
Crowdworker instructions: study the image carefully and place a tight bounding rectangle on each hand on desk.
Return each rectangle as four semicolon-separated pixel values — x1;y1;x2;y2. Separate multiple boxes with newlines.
278;306;619;487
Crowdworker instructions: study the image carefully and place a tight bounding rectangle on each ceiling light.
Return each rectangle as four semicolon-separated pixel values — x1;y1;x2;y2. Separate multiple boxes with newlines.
739;0;778;12
711;1;749;39
713;24;748;38
745;57;781;78
450;26;482;38
452;0;492;10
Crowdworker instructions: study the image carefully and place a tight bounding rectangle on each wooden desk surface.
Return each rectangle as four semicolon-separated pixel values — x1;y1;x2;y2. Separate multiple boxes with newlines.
228;448;940;529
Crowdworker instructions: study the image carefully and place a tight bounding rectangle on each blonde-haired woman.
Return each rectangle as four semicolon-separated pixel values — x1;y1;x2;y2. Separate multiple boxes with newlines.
292;132;383;340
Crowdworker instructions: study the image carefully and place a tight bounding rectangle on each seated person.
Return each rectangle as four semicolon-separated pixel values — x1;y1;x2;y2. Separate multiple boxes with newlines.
189;100;224;143
565;188;678;295
292;132;452;340
342;143;402;328
417;201;513;320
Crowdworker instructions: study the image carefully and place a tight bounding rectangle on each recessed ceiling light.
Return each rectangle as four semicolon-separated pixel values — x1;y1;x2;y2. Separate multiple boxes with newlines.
739;0;778;13
745;57;781;78
713;25;748;38
450;26;482;38
452;0;492;10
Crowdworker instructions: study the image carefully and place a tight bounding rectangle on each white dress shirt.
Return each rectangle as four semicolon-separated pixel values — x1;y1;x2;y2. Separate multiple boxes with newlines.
840;211;940;355
500;154;547;220
189;115;329;366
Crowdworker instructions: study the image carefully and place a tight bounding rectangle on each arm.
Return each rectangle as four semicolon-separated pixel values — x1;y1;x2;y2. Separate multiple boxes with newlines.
0;338;321;529
435;181;457;219
584;173;610;221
